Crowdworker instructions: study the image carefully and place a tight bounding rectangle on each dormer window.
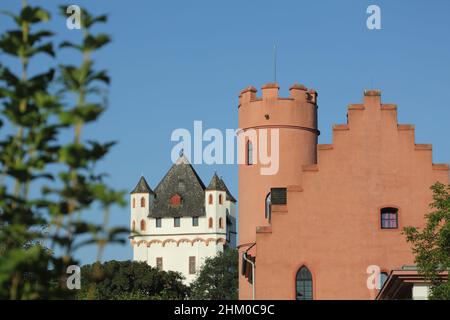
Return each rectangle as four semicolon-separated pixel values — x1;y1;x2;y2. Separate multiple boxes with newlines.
170;194;182;207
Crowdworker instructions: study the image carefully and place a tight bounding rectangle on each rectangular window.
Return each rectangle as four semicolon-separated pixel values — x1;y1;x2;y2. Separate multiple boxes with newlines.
381;209;398;229
155;218;162;228
189;256;196;274
192;217;199;227
156;257;163;270
174;217;180;227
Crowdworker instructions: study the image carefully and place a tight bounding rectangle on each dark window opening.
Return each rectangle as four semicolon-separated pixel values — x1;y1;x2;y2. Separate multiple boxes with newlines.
155;218;162;228
192;217;199;227
156;257;163;270
381;207;398;229
265;192;272;221
296;266;313;300
174;217;180;228
247;141;254;165
189;256;196;274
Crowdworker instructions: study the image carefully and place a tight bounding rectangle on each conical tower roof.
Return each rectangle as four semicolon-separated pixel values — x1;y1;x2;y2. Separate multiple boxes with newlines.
220;177;237;203
206;172;227;191
130;176;155;194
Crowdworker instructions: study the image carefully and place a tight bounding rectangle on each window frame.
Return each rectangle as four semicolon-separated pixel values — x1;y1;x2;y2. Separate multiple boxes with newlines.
192;216;199;227
156;257;163;270
296;266;313;300
380;207;399;229
265;192;272;221
208;217;213;229
189;256;196;275
208;194;213;205
246;140;254;165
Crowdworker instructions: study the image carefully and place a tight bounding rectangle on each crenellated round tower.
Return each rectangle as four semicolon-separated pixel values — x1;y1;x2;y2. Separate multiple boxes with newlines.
237;83;319;297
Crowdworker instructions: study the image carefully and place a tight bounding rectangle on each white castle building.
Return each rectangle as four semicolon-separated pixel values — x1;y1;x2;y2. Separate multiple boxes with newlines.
130;154;237;283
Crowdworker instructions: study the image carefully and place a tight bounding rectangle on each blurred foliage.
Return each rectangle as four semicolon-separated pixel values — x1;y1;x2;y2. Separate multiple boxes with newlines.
404;182;450;300
189;249;238;300
76;260;189;300
0;2;126;299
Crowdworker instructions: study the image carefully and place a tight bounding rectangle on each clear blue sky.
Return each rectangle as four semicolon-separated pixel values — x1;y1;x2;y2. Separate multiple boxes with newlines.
2;0;450;265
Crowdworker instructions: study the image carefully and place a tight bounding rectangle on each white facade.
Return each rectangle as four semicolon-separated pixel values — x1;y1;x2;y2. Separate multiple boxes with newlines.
130;184;236;284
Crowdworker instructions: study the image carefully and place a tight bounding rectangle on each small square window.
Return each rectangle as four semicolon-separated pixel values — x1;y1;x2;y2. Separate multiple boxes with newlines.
174;217;180;228
381;208;398;229
192;217;199;227
155;218;162;228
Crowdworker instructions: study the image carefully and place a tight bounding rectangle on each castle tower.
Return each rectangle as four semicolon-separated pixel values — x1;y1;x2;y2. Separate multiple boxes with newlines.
130;176;155;259
205;173;228;235
237;83;319;298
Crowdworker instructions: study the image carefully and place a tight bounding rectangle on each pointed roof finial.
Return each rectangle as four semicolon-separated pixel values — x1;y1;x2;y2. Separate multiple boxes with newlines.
179;148;184;158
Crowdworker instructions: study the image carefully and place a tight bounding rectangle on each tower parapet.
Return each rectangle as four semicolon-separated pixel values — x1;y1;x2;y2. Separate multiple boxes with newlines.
237;81;319;263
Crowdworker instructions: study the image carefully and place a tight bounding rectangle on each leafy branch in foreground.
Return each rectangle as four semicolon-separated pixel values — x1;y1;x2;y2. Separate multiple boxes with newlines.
404;182;450;300
0;2;126;299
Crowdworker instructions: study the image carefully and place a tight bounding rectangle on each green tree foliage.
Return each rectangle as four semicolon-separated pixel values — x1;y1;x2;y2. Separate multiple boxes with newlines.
404;182;450;300
0;2;126;299
190;249;238;300
76;260;189;300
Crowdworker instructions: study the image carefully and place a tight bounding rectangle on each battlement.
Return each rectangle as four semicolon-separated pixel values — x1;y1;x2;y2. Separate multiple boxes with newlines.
238;83;318;107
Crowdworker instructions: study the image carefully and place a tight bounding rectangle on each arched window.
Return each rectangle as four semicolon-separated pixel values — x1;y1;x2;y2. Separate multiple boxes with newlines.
208;194;213;205
265;192;272;221
381;207;398;229
219;217;223;229
208;217;213;229
219;194;223;205
140;219;146;231
140;196;145;208
132;198;135;208
296;266;313;300
132;220;136;231
246;140;254;165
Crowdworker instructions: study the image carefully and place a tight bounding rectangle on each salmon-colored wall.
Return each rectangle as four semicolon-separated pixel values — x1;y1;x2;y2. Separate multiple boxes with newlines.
238;87;449;300
237;84;319;299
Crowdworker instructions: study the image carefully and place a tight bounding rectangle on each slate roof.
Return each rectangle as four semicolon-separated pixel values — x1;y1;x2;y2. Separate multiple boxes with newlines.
130;176;155;194
150;155;206;218
221;177;237;203
206;173;237;203
206;173;226;191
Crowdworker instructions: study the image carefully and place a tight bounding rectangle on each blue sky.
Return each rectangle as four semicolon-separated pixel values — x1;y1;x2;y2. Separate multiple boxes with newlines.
1;0;450;265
